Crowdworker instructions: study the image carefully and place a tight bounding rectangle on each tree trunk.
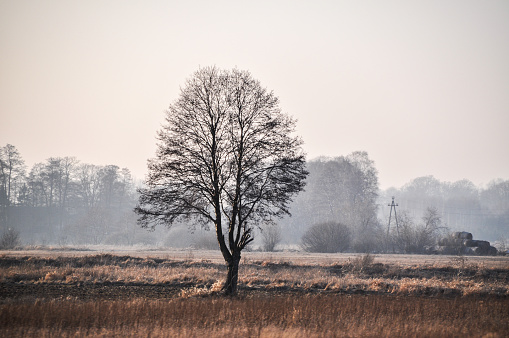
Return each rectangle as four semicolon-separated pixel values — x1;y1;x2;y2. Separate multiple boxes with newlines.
223;254;240;295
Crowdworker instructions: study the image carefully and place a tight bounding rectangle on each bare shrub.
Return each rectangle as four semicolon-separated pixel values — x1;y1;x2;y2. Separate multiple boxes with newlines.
394;207;446;254
301;222;350;253
349;253;375;273
262;224;282;252
0;228;20;250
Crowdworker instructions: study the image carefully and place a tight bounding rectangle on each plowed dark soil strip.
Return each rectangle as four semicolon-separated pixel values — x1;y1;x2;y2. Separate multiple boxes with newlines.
0;282;186;302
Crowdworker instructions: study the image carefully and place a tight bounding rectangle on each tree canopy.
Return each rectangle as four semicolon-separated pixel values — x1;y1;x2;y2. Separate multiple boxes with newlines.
136;67;308;294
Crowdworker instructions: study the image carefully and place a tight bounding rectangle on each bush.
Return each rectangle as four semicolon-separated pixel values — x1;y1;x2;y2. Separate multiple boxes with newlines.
0;228;21;249
301;222;350;253
392;207;446;254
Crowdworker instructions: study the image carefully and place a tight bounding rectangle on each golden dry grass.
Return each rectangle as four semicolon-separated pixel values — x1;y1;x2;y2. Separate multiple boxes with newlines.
2;295;508;337
1;250;508;337
1;252;508;297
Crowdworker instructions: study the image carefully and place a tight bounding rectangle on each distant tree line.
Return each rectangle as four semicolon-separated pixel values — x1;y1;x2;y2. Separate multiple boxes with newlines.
380;176;509;244
2;143;507;252
0;144;150;246
284;153;507;254
281;151;381;252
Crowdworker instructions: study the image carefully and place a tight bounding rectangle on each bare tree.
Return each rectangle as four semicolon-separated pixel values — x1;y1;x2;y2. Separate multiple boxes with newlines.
284;153;380;250
0;144;26;206
262;224;282;252
76;164;102;209
0;144;26;233
136;67;307;294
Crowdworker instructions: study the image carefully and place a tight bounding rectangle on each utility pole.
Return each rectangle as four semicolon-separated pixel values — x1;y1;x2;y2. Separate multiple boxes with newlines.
387;196;399;236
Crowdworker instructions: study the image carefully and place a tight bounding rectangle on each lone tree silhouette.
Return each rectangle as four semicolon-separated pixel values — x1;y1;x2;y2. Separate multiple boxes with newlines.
136;67;307;294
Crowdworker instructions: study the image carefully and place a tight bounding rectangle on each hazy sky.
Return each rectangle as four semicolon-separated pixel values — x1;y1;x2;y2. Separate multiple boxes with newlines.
1;1;508;189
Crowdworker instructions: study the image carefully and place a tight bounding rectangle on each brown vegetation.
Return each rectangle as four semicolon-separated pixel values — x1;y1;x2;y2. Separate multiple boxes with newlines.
2;294;508;337
1;251;508;336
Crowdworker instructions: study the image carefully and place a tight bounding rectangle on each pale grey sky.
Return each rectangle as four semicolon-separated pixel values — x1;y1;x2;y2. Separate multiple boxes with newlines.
1;0;508;189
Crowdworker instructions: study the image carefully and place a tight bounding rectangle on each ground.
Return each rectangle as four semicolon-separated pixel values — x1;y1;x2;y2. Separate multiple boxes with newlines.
1;248;508;337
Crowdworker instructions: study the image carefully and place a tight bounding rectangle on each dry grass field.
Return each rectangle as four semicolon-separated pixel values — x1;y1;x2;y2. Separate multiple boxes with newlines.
1;248;508;337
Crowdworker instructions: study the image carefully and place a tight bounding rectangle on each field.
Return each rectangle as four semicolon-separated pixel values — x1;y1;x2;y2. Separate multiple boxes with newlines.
1;248;508;337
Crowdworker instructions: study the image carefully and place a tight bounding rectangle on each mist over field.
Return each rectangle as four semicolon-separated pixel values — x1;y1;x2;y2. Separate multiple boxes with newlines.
1;144;507;251
1;1;508;254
